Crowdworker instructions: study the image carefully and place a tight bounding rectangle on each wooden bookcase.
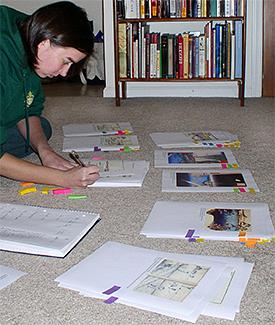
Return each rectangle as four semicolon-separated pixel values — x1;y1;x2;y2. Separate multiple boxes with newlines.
113;0;247;106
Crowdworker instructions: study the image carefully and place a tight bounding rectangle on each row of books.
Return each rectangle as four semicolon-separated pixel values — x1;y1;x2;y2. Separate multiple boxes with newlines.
118;20;243;79
117;0;244;19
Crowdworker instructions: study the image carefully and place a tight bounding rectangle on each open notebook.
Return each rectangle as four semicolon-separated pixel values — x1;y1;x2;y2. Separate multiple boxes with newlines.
0;202;100;257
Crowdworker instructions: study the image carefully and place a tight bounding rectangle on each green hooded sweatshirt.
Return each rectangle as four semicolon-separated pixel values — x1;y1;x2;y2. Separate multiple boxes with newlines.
0;5;45;158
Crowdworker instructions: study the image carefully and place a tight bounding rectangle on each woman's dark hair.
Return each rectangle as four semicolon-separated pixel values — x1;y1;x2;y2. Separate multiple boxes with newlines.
18;1;94;76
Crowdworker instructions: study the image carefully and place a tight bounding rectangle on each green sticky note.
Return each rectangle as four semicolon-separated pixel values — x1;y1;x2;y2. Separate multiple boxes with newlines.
68;195;87;199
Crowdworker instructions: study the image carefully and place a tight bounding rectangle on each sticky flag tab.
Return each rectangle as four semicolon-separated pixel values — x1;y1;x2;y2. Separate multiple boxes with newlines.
232;164;239;168
216;144;223;148
239;232;246;237
234;188;240;193
53;188;71;195
92;156;107;160
19;186;37;195
68;195;87;199
21;182;34;187
189;237;197;242
42;187;49;194
185;229;195;238
239;188;246;193
221;164;227;169
248;188;256;193
196;238;204;242
123;146;132;152
227;164;232;169
193;141;199;145
103;285;121;295
104;296;118;304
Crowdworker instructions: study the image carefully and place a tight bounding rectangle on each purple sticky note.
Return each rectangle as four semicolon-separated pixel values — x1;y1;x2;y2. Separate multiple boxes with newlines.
185;229;195;238
102;285;121;295
104;296;118;304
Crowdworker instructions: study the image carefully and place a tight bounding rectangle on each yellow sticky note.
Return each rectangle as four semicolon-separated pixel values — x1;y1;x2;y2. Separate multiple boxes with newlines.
19;186;37;196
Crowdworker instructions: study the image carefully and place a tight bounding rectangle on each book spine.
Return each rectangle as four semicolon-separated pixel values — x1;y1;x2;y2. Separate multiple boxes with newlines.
170;0;177;18
162;0;170;17
210;0;217;17
181;0;187;17
145;0;151;18
235;19;242;78
167;34;174;78
117;0;126;19
226;21;231;78
188;35;193;78
178;34;184;79
161;34;168;78
199;34;205;77
156;32;161;78
146;32;150;78
140;0;145;18
151;0;158;17
125;0;137;18
183;32;189;78
118;23;128;78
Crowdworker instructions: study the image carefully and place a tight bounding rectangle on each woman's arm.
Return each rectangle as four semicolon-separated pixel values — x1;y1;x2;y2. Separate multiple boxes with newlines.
0;153;99;188
0;116;100;188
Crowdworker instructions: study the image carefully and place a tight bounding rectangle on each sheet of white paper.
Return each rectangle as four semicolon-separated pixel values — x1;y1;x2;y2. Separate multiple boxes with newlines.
154;149;238;168
87;161;150;187
162;169;259;192
141;201;274;241
0;265;27;290
62;135;140;152
63;122;133;137
55;241;230;321
150;131;239;148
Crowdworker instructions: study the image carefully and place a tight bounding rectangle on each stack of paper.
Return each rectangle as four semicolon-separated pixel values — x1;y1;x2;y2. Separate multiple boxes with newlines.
63;122;133;137
0;202;100;257
150;131;240;148
83;159;150;187
141;201;275;242
0;265;27;290
162;169;259;192
62;134;140;152
55;241;254;322
155;148;239;168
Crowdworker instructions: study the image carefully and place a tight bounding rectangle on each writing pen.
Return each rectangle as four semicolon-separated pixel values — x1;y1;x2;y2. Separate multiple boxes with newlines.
69;150;86;167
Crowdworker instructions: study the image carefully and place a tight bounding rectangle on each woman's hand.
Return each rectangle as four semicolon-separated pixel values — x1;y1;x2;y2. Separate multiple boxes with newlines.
61;165;100;188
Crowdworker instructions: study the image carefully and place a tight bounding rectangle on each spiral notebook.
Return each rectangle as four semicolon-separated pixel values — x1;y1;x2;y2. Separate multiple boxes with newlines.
0;202;100;257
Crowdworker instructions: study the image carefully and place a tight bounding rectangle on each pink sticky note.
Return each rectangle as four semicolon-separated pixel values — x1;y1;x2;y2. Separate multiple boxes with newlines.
239;188;246;192
53;188;71;195
221;164;227;169
92;156;107;160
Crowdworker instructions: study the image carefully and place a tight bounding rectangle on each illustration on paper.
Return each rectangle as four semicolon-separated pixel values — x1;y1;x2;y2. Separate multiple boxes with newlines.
205;208;252;232
132;259;210;302
167;151;228;164
176;172;247;187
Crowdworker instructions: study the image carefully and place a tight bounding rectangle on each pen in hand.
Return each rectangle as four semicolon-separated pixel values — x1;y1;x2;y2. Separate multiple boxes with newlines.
69;150;86;167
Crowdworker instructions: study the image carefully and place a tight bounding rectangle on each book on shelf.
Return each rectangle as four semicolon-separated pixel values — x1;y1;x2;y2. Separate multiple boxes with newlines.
119;23;127;78
117;0;244;20
117;12;243;82
235;19;243;78
0;202;100;257
141;201;274;242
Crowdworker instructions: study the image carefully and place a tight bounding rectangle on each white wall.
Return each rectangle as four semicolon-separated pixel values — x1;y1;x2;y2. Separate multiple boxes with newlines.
1;0;103;33
103;0;263;99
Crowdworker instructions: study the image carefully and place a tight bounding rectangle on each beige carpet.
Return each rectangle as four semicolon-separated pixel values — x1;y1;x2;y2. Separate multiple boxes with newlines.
1;96;274;325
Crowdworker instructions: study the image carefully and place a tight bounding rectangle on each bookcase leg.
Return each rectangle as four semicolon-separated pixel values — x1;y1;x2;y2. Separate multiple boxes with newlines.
115;81;120;106
238;81;245;106
122;81;126;99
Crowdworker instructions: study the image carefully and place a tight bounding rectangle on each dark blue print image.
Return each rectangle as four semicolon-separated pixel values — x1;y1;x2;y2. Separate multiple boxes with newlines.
168;152;228;164
176;172;247;187
205;209;252;232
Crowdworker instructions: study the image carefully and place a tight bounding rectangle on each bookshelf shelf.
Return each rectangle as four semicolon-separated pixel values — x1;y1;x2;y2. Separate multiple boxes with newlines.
113;0;247;106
